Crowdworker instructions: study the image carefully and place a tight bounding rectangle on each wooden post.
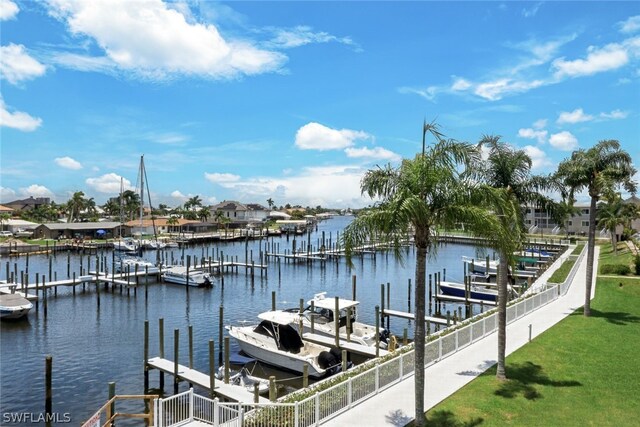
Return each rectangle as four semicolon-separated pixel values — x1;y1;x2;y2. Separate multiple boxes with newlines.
271;291;276;311
375;306;380;358
352;275;357;301
159;318;165;391
403;328;408;345
45;355;52;418
253;383;259;403
334;296;340;348
218;306;224;365
174;329;179;394
188;325;194;369
208;340;215;397
303;364;309;388
144;320;149;393
408;278;412;313
269;376;277;402
35;272;39;312
346;307;351;342
342;349;348;372
223;335;231;384
108;382;116;426
310;301;315;333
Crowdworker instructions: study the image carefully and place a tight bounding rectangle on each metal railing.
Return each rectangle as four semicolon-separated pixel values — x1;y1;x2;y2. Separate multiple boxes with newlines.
156;244;587;427
81;394;158;427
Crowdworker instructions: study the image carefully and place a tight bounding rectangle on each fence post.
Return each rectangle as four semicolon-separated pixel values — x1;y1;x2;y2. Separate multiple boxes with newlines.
295;401;300;427
315;393;320;426
189;388;194;421
375;364;380;393
213;398;219;425
399;353;404;378
347;377;352;408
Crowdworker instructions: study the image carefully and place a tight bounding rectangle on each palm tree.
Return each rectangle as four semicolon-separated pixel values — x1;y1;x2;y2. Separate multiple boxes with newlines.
66;191;87;223
0;213;10;231
121;190;141;221
166;216;179;234
475;135;558;380
597;194;638;255
342;124;508;426
266;198;274;210
198;206;210;222
556;140;636;316
184;195;202;212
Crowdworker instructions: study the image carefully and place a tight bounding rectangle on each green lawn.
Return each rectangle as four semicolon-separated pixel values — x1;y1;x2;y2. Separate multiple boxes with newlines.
424;275;640;426
598;241;635;273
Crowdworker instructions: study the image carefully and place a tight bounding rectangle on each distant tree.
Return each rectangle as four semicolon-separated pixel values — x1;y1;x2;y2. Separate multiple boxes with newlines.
184;195;203;212
597;194;638;255
284;203;291;210
66;191;88;223
266;198;274;210
121;190;141;221
166;216;179;233
556;140;637;316
198;206;210;222
103;199;120;217
0;213;10;231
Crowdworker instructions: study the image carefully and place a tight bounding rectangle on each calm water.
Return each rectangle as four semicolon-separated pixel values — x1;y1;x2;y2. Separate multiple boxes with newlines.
0;217;490;425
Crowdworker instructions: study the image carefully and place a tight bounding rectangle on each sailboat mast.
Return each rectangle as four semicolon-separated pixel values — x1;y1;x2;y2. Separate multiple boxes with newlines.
140;155;145;231
119;177;124;238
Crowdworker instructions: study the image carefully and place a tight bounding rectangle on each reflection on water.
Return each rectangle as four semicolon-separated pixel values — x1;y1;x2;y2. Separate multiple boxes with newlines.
0;217;490;425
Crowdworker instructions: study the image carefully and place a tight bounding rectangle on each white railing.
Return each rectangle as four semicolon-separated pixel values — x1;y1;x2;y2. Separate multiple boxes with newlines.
158;244;586;427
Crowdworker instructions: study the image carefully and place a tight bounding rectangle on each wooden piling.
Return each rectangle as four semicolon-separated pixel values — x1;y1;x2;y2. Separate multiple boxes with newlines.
224;336;230;384
269;376;276;402
173;329;179;394
303;365;309;388
375;306;380;358
45;355;52;418
159;318;165;391
218;306;224;365
108;382;116;425
188;325;194;369
208;340;215;398
144;320;149;393
352;275;357;301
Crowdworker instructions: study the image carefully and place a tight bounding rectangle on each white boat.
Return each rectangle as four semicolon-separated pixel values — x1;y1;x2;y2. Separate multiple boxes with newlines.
272;292;390;349
113;239;138;252
115;256;159;274
227;312;344;378
438;280;498;302
141;239;167;250
0;293;33;319
162;266;211;287
215;366;270;394
462;256;499;274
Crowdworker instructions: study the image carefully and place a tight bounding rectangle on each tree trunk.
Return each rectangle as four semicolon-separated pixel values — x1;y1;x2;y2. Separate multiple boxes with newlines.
413;234;428;426
584;195;597;316
496;251;509;380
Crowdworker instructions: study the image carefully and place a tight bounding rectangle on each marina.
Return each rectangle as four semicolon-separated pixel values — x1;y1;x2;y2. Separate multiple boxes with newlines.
0;216;565;424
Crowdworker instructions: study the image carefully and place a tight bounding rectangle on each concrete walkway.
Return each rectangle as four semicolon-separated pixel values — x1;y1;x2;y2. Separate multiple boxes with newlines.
323;247;598;427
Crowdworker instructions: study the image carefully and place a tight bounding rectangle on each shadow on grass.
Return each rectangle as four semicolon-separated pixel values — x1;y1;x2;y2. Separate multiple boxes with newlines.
494;362;581;400
423;410;484;427
570;307;640;325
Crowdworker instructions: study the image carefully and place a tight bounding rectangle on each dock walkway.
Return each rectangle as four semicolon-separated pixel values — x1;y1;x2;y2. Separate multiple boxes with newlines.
147;357;269;403
322;246;597;426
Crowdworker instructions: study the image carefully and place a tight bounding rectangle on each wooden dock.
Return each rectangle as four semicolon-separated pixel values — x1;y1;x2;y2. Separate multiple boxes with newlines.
433;294;497;306
146;357;269;403
301;333;389;357
382;309;451;326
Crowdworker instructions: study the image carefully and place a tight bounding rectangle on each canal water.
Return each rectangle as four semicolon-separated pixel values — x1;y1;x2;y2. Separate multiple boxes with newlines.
0;216;491;425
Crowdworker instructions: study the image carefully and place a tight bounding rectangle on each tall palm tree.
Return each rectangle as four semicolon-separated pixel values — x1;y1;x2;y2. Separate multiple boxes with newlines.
121;190;141;221
66;191;87;223
184;195;203;212
266;198;274;210
198;206;210;222
475;135;558;380
597;194;638;255
166;216;179;234
342;126;508;426
556;140;636;316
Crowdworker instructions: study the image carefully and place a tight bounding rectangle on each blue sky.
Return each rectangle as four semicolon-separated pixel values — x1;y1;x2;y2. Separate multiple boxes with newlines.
1;1;639;209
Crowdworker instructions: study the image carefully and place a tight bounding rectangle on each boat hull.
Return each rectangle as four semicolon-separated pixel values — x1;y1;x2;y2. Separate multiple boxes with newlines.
439;281;497;302
0;294;33;320
228;326;326;378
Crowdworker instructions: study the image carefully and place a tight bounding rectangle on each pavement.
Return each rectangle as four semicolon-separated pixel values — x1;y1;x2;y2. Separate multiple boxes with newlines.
323;246;598;427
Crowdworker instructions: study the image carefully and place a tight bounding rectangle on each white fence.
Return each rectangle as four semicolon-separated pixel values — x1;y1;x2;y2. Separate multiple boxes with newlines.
155;244;586;427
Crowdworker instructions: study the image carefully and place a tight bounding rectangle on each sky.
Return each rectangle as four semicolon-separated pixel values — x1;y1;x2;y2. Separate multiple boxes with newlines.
1;1;639;209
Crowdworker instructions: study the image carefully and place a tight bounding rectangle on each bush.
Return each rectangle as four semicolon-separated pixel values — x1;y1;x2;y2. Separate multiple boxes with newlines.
600;264;631;275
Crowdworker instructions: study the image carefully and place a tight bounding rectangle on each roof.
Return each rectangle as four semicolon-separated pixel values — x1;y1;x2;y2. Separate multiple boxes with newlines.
0;205;14;212
39;222;126;230
275;220;306;225
125;218;199;227
245;203;267;211
211;200;247;211
268;211;291;219
307;292;359;310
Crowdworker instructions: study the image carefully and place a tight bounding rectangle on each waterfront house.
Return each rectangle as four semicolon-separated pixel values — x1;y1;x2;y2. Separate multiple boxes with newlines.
33;222;130;240
3;196;51;213
210;201;268;228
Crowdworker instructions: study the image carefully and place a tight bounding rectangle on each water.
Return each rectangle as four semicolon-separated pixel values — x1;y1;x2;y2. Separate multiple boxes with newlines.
0;217;489;425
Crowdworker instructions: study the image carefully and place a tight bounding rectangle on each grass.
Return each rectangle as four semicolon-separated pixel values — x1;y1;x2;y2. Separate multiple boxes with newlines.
598;241;635;273
546;242;584;284
423;276;640;426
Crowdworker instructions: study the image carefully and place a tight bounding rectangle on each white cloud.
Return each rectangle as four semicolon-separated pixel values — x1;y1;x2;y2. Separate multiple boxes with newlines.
204;172;241;183
214;165;368;208
0;44;47;85
0;186;17;201
618;15;640;34
55;156;83;170
600;109;629;120
85;173;133;194
522;2;542;18
474;78;544;101
147;132;189;144
0;98;42;131
533;119;547;129
398;86;438;101
553;42;630;78
46;0;286;80
557;108;594;124
549;131;579;151
518;128;548;144
344;146;401;162
0;0;19;20
295;122;371;151
265;26;359;51
171;190;188;200
451;77;472;91
19;184;54;198
523;145;554;170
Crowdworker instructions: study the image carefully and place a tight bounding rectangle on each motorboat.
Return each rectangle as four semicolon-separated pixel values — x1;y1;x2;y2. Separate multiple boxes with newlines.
462;256;498;274
272;292;390;349
162;266;211;287
0;293;33;319
438;280;498;302
115;256;159;274
141;239;166;250
227;312;344;378
462;256;538;279
113;239;138;253
215;366;270;394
